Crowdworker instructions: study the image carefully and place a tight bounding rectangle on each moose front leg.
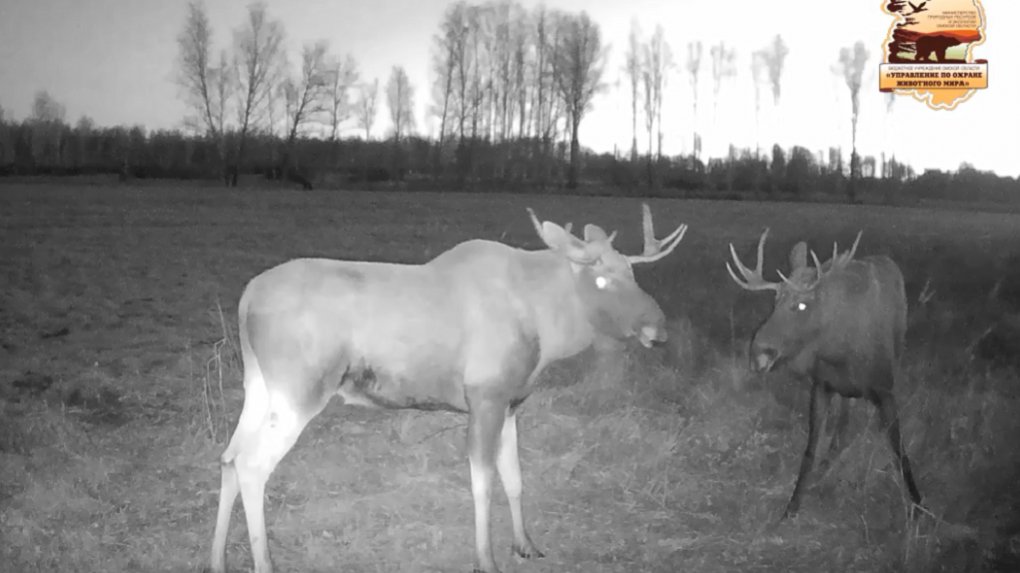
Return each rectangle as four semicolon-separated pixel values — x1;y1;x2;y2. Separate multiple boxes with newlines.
817;395;851;475
783;380;831;519
466;392;507;573
496;411;544;560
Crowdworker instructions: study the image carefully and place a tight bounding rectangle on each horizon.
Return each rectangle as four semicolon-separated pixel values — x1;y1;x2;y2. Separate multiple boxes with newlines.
0;0;1016;178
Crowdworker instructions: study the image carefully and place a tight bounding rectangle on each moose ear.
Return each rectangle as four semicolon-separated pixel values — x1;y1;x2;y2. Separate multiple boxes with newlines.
583;224;609;243
540;221;572;249
788;241;808;270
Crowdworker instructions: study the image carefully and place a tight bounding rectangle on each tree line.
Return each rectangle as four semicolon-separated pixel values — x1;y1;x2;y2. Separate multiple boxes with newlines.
0;0;1015;205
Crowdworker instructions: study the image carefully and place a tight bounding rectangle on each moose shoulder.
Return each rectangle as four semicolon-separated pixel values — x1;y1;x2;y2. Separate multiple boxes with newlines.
208;203;688;573
726;228;923;519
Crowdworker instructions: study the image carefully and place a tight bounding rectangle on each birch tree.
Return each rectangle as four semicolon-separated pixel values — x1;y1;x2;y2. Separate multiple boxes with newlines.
644;24;672;162
833;40;869;202
386;66;416;142
175;1;232;171
357;79;379;140
551;11;607;189
231;1;285;186
750;50;766;158
685;41;703;161
761;35;788;147
325;54;359;141
281;41;329;146
431;2;468;166
623;19;642;161
175;1;219;138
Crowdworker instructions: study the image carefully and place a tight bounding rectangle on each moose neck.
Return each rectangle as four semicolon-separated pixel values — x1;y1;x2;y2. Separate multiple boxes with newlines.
520;250;601;363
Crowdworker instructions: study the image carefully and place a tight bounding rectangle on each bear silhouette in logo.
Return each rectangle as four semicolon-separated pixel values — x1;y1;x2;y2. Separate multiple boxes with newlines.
915;34;963;63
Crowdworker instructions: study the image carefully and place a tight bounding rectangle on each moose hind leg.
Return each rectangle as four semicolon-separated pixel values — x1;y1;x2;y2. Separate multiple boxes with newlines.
875;394;923;510
496;412;544;560
784;381;831;519
210;369;273;573
234;396;320;573
209;457;242;573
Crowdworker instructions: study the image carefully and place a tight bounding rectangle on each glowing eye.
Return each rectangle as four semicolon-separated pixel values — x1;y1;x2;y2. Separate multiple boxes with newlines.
797;302;808;311
595;276;609;289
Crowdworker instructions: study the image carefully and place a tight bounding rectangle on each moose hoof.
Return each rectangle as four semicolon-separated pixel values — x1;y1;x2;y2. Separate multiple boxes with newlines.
512;543;545;559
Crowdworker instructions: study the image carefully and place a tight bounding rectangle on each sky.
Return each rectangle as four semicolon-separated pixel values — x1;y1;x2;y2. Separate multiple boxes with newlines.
0;0;1017;178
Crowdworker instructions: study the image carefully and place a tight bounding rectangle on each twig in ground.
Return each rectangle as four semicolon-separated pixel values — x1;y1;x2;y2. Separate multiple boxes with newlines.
415;423;467;445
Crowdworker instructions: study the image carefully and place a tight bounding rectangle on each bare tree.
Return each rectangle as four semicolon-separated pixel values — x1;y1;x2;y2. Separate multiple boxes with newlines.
386;66;416;142
642;67;654;184
452;3;473;146
0;103;9;164
324;54;359;141
528;5;564;185
685;41;703;161
463;5;486;151
709;42;737;123
551;11;607;189
431;3;468;169
623;19;642;162
281;41;329;145
176;2;233;179
175;2;220;138
882;90;895;178
73;115;95;167
31;90;65;123
30;90;67;166
530;6;553;141
750;50;767;158
74;115;94;135
644;24;672;162
230;1;285;186
510;8;531;141
357;79;379;140
833;40;869;202
762;35;788;106
273;40;329;188
761;35;788;148
265;74;282;139
210;50;234;139
488;0;514;144
485;0;529;178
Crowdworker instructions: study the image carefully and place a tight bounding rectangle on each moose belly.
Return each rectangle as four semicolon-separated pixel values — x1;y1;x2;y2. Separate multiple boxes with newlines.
337;360;468;413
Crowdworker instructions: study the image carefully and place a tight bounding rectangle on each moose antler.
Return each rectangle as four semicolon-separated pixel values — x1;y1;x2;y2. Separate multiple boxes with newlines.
727;228;783;292
626;203;688;265
526;207;546;241
526;207;574;240
729;229;865;293
807;230;864;284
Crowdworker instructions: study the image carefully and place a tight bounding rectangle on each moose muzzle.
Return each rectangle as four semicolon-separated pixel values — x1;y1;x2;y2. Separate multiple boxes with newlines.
637;324;667;348
750;341;779;373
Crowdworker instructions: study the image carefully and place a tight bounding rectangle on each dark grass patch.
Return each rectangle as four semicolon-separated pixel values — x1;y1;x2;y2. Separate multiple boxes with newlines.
1;183;1019;572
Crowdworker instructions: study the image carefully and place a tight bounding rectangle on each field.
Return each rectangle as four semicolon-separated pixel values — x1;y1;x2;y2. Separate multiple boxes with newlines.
2;182;1020;573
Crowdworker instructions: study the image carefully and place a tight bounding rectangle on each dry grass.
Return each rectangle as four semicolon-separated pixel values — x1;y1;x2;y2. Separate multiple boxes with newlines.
1;182;1019;572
